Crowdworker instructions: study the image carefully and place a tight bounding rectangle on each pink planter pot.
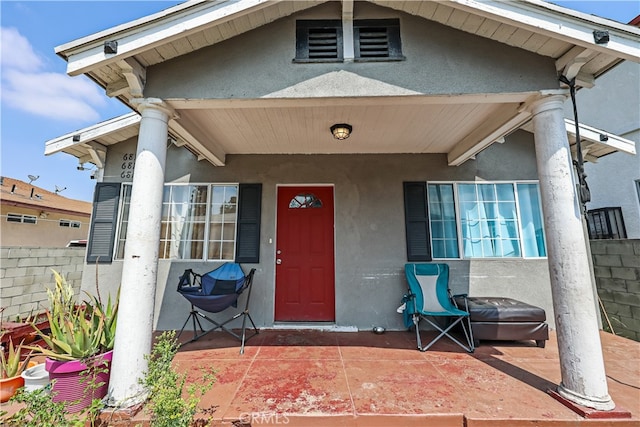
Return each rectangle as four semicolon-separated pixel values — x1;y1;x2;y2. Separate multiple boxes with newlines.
45;350;113;413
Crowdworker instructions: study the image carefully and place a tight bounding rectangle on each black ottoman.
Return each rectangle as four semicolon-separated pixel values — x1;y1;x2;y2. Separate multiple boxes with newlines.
455;296;549;348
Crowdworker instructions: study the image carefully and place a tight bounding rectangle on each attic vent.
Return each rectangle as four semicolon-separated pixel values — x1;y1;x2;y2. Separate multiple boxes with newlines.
355;19;404;61
357;26;389;58
295;20;343;62
308;28;339;59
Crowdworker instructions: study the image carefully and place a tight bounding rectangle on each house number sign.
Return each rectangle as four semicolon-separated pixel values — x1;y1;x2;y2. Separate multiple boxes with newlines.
120;153;135;179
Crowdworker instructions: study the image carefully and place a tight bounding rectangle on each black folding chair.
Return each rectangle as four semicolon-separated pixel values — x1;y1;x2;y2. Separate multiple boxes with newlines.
177;263;258;354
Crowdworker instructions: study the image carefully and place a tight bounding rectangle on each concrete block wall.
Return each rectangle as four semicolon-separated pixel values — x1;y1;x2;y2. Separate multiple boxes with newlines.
591;239;640;342
0;247;85;322
2;242;638;341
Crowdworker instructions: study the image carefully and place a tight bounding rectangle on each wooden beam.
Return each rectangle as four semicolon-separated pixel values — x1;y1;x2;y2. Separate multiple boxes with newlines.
168;119;226;166
447;103;531;166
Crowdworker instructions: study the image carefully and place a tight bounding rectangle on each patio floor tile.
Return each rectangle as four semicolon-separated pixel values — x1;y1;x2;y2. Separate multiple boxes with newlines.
3;330;637;427
222;358;354;418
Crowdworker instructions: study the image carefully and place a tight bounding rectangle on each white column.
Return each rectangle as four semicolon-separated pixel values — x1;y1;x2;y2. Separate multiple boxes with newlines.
107;98;171;408
531;95;614;411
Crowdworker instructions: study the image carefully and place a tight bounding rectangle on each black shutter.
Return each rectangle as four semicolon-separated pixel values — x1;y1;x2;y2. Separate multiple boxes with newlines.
403;182;431;262
235;183;262;263
86;182;121;263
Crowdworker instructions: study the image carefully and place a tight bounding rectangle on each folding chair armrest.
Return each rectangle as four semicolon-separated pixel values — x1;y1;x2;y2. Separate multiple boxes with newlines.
402;292;416;301
451;294;470;311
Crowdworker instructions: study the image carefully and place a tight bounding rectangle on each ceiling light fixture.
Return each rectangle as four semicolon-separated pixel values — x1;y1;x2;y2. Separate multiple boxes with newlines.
330;123;352;140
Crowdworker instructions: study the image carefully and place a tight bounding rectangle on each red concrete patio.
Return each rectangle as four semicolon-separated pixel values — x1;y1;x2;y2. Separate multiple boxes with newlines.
124;328;639;427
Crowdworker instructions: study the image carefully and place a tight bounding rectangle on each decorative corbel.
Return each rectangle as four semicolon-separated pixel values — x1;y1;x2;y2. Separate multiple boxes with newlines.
116;58;146;97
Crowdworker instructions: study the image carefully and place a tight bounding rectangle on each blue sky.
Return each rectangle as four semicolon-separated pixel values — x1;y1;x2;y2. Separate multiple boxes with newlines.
1;1;639;202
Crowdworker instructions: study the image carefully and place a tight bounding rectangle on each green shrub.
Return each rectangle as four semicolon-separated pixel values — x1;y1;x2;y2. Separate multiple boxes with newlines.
142;330;216;427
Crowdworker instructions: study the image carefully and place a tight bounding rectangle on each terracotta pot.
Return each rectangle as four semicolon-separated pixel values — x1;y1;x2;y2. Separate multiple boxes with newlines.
0;375;25;403
45;350;113;413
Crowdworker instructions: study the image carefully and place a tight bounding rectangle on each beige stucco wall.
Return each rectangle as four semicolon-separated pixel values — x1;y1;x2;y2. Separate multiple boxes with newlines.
0;205;90;247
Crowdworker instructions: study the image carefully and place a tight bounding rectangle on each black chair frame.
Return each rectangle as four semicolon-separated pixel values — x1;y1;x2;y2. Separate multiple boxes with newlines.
177;267;258;354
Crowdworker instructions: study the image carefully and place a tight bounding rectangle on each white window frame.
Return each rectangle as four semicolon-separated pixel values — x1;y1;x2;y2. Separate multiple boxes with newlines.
59;219;81;228
427;181;547;260
6;213;37;224
115;182;239;261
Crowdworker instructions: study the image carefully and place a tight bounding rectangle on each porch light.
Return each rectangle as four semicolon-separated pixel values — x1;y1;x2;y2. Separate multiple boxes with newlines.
330;124;352;140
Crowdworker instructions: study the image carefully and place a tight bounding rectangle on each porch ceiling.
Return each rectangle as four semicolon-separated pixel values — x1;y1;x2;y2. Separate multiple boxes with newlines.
165;95;525;159
46;95;636;168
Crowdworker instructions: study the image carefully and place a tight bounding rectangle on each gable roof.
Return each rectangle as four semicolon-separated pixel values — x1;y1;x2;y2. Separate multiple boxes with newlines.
56;0;640;92
0;177;92;217
50;0;639;167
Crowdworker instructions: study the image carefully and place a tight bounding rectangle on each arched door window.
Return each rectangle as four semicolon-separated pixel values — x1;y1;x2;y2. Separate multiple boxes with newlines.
289;193;323;208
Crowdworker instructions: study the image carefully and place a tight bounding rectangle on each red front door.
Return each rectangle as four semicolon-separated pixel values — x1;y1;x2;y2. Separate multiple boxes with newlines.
275;186;335;321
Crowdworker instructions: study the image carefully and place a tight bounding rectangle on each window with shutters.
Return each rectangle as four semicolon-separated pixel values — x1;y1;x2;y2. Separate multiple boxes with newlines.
114;183;261;262
404;181;547;261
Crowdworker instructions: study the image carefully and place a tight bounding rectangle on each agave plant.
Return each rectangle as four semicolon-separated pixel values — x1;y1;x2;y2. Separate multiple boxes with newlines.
27;270;119;362
0;338;31;378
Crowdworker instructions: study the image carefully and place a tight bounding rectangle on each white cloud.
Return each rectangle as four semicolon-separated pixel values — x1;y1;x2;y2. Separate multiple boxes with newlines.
0;27;107;122
0;27;43;71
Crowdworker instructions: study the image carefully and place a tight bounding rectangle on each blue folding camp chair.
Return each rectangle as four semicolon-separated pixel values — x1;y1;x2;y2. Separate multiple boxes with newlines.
177;263;257;354
402;263;474;352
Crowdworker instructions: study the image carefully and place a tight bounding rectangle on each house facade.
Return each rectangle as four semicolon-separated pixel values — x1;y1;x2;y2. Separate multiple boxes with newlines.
46;0;639;413
0;176;91;247
573;58;640;238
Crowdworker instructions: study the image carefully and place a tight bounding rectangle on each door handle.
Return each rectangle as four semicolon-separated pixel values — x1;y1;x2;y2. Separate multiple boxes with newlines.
276;259;282;264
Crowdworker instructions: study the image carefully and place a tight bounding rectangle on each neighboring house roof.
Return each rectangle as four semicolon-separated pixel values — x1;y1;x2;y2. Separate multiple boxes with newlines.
49;0;640;167
0;177;92;217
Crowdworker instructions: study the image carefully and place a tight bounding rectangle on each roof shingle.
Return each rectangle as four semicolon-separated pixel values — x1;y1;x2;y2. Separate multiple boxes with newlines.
0;177;92;216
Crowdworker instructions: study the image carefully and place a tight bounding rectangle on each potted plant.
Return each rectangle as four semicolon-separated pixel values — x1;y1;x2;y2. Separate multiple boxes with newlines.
21;362;49;392
0;338;32;402
27;270;119;413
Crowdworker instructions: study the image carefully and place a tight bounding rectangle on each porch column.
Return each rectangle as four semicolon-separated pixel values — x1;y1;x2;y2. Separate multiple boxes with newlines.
107;98;171;407
530;94;614;411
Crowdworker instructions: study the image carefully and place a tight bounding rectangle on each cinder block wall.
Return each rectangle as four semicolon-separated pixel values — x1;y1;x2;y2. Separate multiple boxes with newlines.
2;243;639;341
591;239;640;342
0;247;85;322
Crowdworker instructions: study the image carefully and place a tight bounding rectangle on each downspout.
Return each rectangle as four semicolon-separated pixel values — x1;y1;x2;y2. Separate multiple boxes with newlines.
558;75;602;330
559;75;591;214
